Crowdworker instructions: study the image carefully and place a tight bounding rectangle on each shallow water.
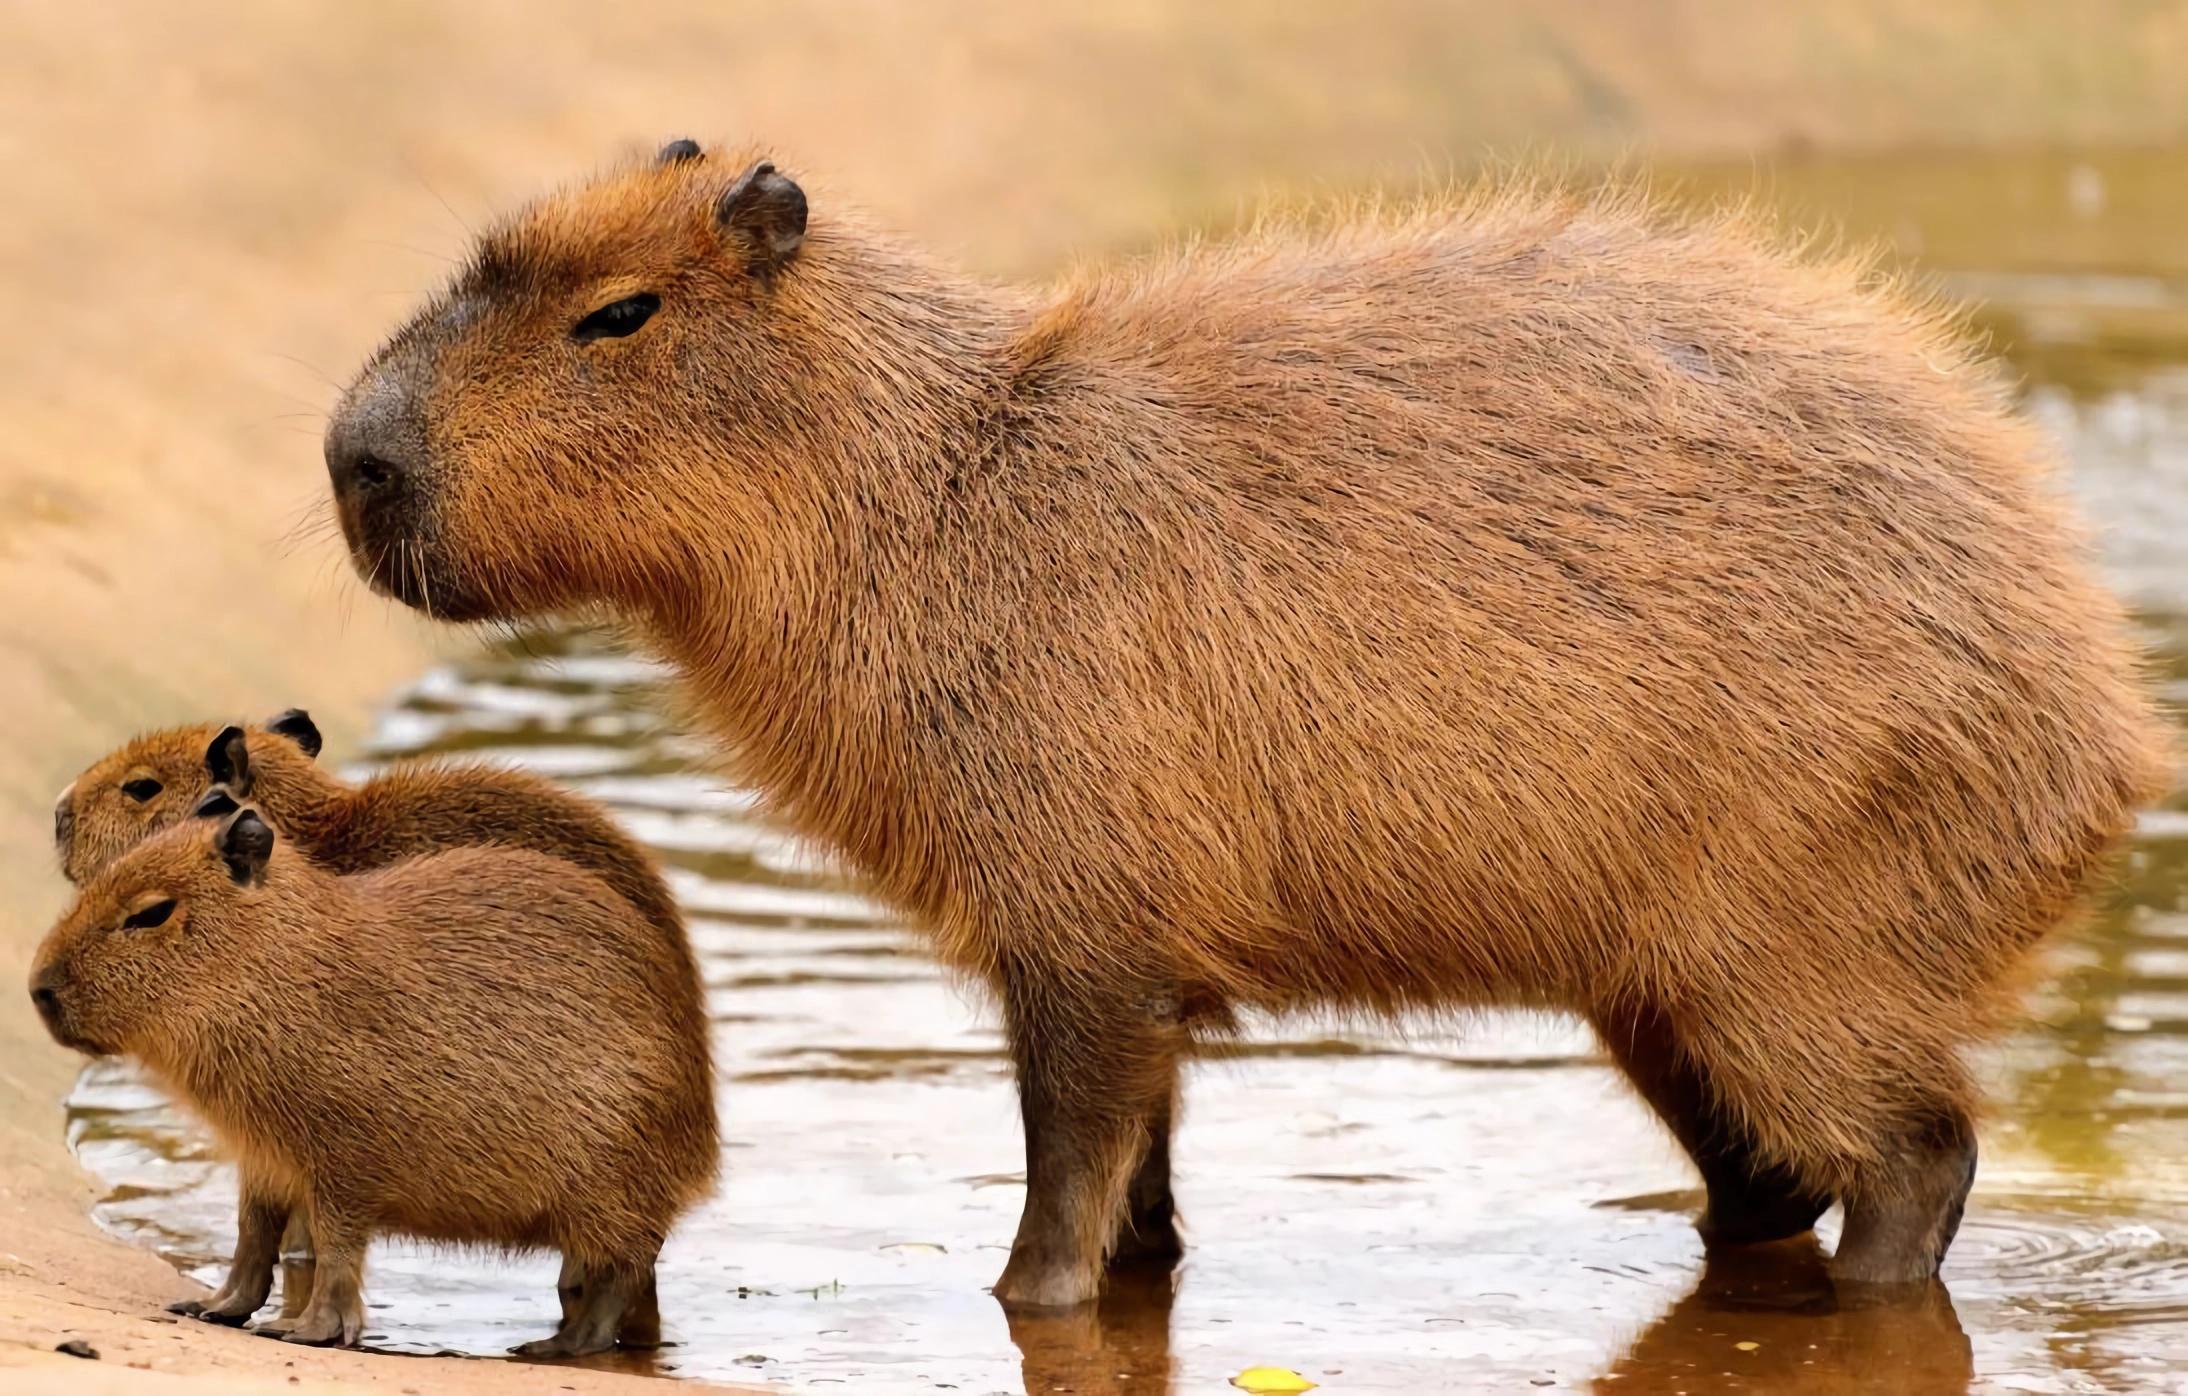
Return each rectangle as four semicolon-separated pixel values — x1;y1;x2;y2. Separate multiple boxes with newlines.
66;155;2188;1393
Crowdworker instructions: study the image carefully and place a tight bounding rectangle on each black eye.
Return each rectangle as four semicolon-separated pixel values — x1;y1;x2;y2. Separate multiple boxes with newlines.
121;778;162;803
571;293;660;343
123;899;176;930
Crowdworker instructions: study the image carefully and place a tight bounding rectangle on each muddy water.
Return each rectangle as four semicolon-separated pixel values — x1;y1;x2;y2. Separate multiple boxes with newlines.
67;159;2188;1393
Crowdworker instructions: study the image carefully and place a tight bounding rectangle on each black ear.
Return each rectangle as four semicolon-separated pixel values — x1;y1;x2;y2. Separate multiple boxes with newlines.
265;709;323;760
219;808;275;887
204;726;253;794
191;789;239;820
717;160;806;270
658;137;703;165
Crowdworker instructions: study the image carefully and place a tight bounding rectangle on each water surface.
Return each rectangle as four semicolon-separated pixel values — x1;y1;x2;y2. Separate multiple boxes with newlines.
66;153;2188;1393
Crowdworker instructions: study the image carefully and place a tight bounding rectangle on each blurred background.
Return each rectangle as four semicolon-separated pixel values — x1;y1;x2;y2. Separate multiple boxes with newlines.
3;4;2184;1393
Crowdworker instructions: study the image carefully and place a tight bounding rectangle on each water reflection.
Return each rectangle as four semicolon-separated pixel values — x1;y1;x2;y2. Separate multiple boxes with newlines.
1601;1241;1973;1394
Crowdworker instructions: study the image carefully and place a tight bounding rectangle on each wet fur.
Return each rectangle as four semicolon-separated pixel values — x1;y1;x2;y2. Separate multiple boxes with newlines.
30;818;717;1349
329;146;2173;1303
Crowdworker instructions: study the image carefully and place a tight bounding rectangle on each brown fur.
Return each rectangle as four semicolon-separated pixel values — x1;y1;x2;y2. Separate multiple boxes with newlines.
325;144;2173;1305
28;810;717;1352
57;717;700;1312
58;719;690;970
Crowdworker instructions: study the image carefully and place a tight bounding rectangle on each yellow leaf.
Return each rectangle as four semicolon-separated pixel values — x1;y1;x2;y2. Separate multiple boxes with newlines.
1232;1366;1317;1393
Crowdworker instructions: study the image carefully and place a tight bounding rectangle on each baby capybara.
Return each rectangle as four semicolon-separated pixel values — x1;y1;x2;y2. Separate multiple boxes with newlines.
57;709;701;1313
323;140;2170;1307
28;804;717;1353
57;709;686;965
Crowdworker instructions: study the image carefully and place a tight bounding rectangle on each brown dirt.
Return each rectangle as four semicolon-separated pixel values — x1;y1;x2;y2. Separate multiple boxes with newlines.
2;2;2179;1389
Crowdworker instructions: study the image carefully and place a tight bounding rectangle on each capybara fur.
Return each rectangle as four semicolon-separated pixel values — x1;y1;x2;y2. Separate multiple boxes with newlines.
57;709;691;973
325;140;2172;1306
56;710;700;1298
28;806;717;1353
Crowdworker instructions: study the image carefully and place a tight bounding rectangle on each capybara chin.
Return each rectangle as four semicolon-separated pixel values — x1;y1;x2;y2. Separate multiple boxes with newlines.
27;807;717;1353
326;139;2171;1307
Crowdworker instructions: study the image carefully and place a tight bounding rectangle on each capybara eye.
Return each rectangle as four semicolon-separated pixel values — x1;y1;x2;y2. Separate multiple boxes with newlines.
123;898;176;930
121;777;162;803
571;293;661;344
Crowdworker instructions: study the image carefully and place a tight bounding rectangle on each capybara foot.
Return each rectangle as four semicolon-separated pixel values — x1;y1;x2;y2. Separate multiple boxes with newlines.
1107;1206;1184;1271
511;1329;618;1359
256;1306;361;1347
194;1301;260;1327
994;1249;1102;1310
1698;1164;1834;1248
1831;1117;1977;1286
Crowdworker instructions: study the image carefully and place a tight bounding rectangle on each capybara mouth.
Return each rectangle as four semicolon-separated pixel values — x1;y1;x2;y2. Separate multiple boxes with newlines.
31;990;105;1056
342;520;499;623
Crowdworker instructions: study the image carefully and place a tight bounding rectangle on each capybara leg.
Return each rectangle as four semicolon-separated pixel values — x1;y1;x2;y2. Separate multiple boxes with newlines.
993;977;1183;1310
275;1206;315;1320
172;1181;288;1325
1832;1110;1978;1286
554;1253;586;1333
256;1206;366;1347
617;1268;662;1349
514;1255;650;1358
1592;1000;1832;1246
1109;1090;1184;1271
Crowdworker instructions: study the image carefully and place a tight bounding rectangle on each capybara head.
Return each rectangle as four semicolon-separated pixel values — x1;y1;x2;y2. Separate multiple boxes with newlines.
325;139;826;623
31;804;279;1057
57;711;322;883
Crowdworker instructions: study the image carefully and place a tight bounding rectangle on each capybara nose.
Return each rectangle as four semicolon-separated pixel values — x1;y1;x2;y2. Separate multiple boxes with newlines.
325;431;408;501
30;982;63;1034
325;374;428;507
53;784;74;849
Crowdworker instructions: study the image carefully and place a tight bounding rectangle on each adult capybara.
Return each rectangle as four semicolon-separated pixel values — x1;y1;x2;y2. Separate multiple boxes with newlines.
28;803;717;1353
322;140;2170;1307
56;709;685;968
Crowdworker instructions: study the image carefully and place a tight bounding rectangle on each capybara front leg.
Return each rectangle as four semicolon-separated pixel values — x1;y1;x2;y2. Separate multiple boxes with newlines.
255;1203;366;1347
993;975;1183;1309
1832;1110;1977;1286
1109;1089;1183;1271
172;1177;288;1325
1593;1000;1832;1246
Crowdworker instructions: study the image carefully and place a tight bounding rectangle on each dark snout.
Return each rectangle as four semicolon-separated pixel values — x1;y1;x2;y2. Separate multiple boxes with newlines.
325;351;488;620
29;971;84;1052
325;364;429;572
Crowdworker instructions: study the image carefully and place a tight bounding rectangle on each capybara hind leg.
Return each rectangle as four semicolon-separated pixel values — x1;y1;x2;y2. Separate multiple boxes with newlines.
1833;1110;1978;1286
514;1256;650;1357
617;1269;662;1349
1109;1091;1183;1271
993;977;1184;1309
1592;1001;1831;1246
173;1180;288;1325
256;1205;366;1347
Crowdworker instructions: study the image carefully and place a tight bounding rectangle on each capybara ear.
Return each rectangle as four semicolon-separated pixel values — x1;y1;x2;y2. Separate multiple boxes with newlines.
218;808;275;887
191;789;240;820
265;709;323;759
204;725;253;794
717;159;806;269
657;137;703;165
